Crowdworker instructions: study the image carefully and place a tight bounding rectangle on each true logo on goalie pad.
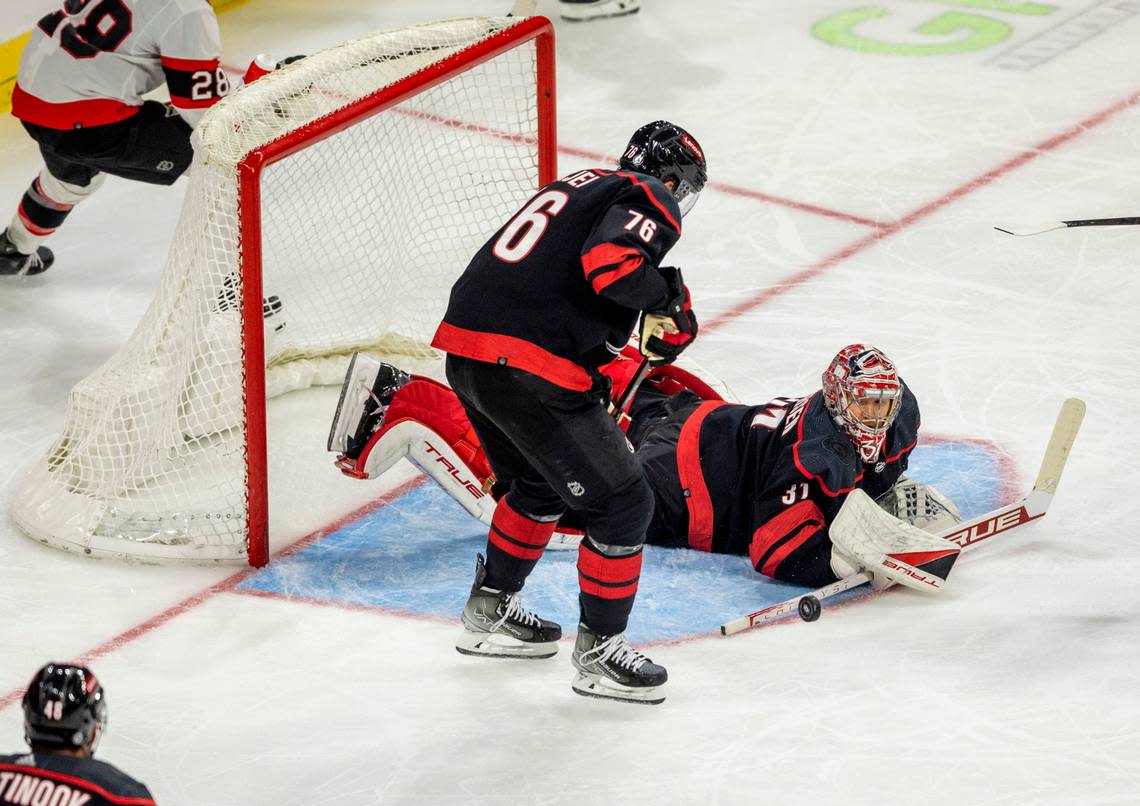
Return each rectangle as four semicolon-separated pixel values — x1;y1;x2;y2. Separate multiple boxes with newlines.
422;441;485;501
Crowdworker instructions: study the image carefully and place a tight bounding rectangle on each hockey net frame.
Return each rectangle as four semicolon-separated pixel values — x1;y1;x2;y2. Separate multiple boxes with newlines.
13;16;556;567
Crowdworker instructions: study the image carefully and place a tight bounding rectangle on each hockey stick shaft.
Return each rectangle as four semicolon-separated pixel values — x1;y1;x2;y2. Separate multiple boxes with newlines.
994;217;1140;236
609;357;651;421
720;398;1085;636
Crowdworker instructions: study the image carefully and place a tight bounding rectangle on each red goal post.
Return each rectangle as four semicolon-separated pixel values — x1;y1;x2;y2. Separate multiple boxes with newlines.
13;16;556;566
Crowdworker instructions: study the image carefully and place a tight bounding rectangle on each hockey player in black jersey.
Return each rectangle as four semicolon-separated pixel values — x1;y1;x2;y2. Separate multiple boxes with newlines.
1;663;157;806
329;343;962;601
358;120;707;704
627;343;960;587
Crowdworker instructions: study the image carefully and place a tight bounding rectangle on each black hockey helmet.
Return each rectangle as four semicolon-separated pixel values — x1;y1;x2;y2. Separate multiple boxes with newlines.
23;663;107;752
619;121;707;216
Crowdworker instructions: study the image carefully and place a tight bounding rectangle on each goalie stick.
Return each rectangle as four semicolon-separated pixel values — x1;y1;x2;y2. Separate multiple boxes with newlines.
994;217;1140;237
720;397;1085;636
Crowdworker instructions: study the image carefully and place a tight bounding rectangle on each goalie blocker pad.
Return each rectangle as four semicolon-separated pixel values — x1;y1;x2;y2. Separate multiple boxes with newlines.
830;489;960;592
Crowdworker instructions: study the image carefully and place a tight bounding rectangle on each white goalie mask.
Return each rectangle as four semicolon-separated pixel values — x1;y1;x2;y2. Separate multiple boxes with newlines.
822;344;903;464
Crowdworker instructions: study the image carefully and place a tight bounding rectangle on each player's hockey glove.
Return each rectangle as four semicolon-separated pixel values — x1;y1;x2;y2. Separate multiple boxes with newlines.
639;266;698;366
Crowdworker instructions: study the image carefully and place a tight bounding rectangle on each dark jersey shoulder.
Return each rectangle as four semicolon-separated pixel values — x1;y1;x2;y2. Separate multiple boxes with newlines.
788;384;920;500
0;752;155;804
439;168;682;372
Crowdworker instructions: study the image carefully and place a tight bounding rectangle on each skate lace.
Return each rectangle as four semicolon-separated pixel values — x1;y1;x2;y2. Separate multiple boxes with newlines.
494;593;542;631
21;253;43;275
585;633;648;672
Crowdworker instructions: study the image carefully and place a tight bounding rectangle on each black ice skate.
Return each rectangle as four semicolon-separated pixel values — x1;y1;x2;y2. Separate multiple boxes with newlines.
455;555;562;659
326;353;410;461
571;625;667;705
0;231;53;276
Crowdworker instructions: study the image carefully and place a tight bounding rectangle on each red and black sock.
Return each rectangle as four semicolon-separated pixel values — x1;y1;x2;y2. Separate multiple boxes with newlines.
577;537;642;636
483;496;557;593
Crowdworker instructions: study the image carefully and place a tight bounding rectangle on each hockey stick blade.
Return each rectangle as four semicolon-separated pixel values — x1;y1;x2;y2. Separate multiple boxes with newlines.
994;217;1140;236
720;398;1085;636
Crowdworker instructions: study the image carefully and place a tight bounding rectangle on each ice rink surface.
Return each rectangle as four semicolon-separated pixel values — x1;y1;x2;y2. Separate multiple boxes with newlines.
2;1;1139;803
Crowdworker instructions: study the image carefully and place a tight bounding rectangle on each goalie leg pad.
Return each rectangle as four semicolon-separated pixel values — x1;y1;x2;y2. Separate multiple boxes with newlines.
830;489;960;592
326;354;410;455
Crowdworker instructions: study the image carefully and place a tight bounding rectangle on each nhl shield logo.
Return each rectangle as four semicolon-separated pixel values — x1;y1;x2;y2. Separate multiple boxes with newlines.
567;481;585;497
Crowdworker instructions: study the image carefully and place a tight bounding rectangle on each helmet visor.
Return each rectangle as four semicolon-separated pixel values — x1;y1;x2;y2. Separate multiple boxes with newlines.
674;179;701;217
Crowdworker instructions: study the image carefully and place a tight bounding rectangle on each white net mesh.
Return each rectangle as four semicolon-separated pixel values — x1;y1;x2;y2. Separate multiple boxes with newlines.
13;17;550;563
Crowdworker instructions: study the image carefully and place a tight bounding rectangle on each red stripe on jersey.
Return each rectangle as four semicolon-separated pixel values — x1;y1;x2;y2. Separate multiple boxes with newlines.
11;84;138;130
431;322;594;392
160;55;219;72
792;395;862;497
577;542;642;599
676;401;728;551
596;169;682;234
750;499;826;577
581;243;645;293
0;764;155;806
487;498;556;560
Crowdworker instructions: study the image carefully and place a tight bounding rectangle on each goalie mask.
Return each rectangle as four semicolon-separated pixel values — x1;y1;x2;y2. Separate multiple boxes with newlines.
620;121;707;217
23;663;107;752
822;344;903;464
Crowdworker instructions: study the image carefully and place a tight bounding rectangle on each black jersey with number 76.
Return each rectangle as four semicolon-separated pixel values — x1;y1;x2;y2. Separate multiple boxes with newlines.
432;169;684;393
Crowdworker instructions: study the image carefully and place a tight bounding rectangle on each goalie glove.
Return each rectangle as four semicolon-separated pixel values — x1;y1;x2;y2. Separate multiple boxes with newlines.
639;266;698;366
876;476;962;534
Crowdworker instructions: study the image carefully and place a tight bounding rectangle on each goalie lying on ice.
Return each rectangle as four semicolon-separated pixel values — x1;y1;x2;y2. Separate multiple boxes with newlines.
327;343;962;588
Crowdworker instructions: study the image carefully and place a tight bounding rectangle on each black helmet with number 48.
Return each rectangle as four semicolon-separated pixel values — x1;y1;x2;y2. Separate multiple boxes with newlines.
620;121;707;217
23;662;108;752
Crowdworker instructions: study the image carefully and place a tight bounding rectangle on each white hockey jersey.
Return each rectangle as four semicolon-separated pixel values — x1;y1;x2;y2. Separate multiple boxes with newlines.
12;0;225;130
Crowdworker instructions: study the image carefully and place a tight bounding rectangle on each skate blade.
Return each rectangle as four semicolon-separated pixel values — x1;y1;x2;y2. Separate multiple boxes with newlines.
455;629;558;659
570;671;665;705
326;352;380;452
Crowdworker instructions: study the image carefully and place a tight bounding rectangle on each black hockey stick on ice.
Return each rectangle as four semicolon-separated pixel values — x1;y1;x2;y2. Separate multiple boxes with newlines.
720;397;1086;636
994;217;1140;236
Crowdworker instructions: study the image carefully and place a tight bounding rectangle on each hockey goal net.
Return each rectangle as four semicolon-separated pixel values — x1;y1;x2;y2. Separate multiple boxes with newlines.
13;16;556;566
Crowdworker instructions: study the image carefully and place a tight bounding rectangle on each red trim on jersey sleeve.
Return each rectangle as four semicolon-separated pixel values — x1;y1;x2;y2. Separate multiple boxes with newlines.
0;764;156;806
581;243;645;294
881;433;917;464
160;55;219;72
577;541;642;599
597;169;682;234
749;499;826;577
11;84;139;130
675;401;728;552
431;322;594;392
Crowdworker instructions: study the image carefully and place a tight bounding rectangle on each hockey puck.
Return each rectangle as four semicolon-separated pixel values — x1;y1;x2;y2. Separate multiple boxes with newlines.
797;595;821;622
